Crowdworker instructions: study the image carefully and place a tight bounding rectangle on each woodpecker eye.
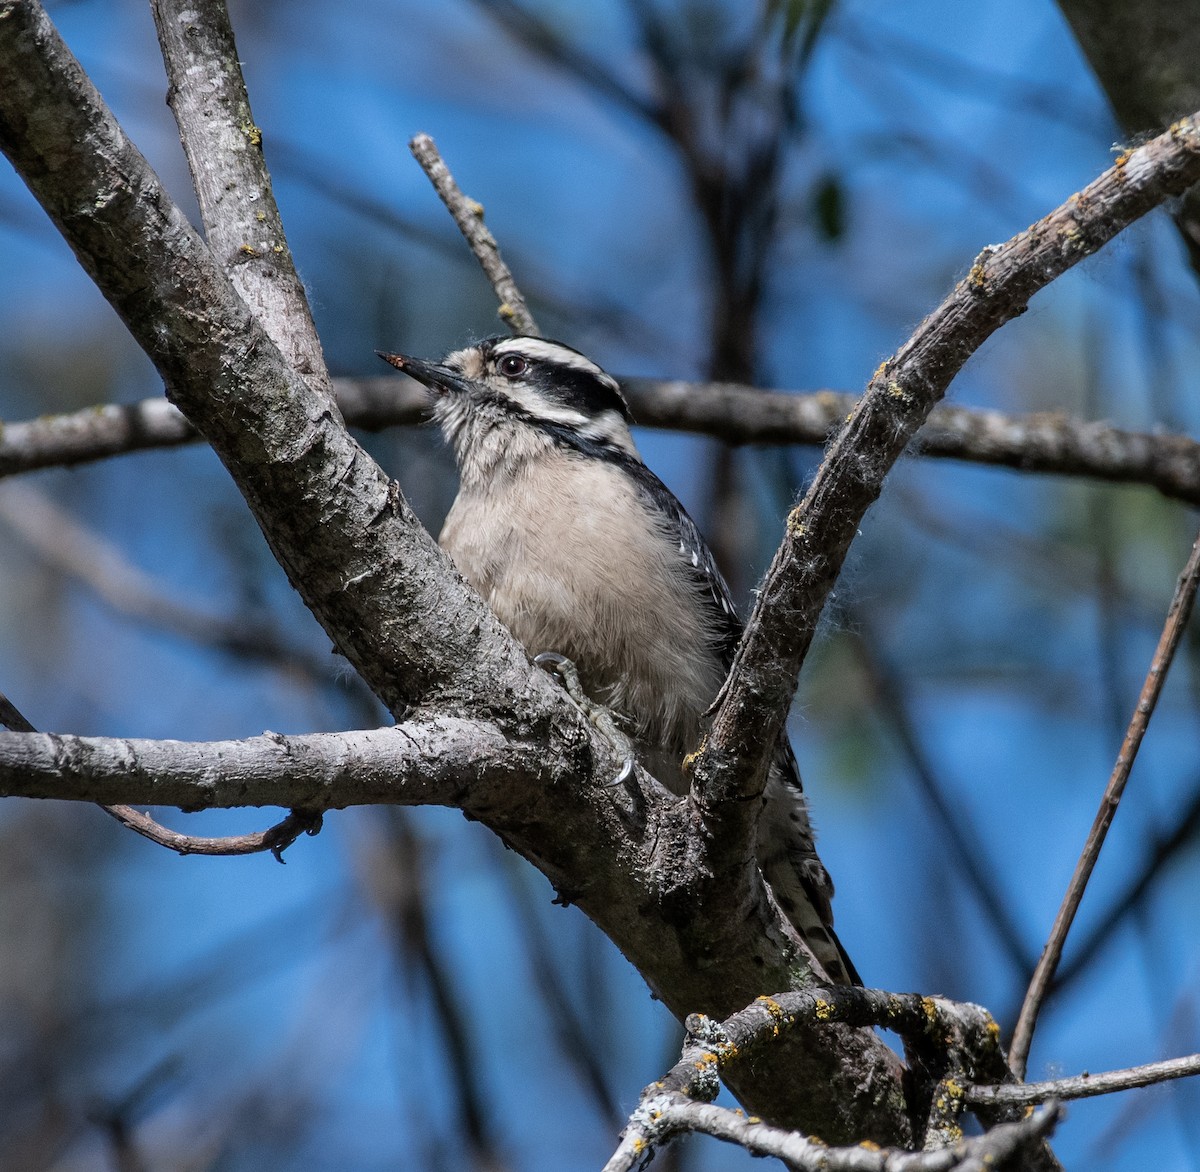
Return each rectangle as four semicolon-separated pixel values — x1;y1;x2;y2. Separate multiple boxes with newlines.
497;354;528;378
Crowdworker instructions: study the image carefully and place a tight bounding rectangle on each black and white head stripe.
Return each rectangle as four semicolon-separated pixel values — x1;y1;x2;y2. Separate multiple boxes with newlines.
478;336;632;428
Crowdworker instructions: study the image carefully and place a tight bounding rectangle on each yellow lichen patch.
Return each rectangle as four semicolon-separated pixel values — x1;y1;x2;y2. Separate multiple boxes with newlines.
813;998;835;1022
886;380;908;401
682;739;706;775
468;199;485;218
241;121;262;147
632;1138;647;1154
985;1019;1001;1045
756;996;787;1035
858;1140;881;1152
786;509;806;538
921;996;940;1025
873;359;889;381
1113;148;1132;168
256;211;266;222
238;243;259;256
967;260;987;289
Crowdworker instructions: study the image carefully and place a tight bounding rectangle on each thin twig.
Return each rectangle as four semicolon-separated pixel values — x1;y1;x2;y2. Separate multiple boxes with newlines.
1052;775;1200;991
408;132;539;335
970;1051;1200;1107
100;803;322;860
1009;525;1200;1078
0;690;321;860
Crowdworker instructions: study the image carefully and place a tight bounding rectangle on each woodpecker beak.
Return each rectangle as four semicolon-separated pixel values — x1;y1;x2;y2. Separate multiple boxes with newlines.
377;352;470;396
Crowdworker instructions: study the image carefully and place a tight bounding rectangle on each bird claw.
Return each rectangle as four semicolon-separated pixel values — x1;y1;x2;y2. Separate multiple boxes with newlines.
534;652;637;787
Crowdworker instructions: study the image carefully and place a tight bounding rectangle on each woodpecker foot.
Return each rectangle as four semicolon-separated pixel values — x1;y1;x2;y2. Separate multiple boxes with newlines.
533;652;636;786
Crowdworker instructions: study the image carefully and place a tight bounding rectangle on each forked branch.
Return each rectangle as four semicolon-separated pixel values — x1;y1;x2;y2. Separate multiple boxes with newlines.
694;113;1200;826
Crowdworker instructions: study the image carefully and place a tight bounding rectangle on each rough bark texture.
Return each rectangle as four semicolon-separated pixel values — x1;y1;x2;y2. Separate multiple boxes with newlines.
0;0;908;1143
1056;0;1200;268
692;118;1200;834
151;0;333;397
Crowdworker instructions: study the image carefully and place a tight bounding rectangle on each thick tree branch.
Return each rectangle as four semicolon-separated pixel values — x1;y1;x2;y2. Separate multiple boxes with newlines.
150;0;332;398
0;722;542;809
0;0;513;718
691;112;1200;850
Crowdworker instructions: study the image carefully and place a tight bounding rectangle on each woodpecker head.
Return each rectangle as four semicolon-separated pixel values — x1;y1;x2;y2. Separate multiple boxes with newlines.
379;336;638;478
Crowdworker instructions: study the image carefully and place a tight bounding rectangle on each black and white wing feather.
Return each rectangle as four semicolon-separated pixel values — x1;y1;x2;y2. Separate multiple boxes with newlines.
620;453;861;985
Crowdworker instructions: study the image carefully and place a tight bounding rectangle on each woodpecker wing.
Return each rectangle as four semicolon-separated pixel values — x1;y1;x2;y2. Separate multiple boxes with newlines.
614;454;744;666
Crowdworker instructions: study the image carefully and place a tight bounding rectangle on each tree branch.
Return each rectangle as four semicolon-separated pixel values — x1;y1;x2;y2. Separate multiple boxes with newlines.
100;803;322;860
7;379;1200;507
605;987;1060;1172
970;1052;1200;1107
0;0;513;717
691;111;1200;847
150;0;332;398
1009;523;1200;1078
605;1096;1061;1172
0;3;913;1141
0;721;536;809
409;132;538;335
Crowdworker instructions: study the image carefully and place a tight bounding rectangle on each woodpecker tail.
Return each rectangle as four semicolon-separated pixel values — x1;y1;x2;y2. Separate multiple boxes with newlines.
759;743;861;986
